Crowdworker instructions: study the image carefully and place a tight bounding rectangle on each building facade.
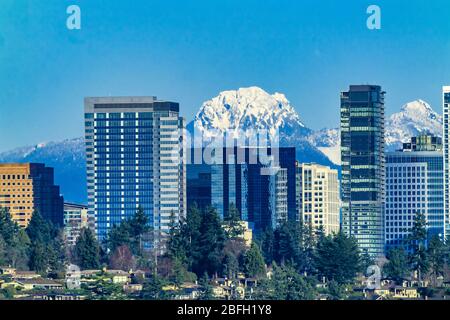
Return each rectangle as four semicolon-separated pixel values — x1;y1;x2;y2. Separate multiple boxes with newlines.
385;135;444;248
187;147;296;233
84;97;186;240
443;86;450;238
296;163;340;235
0;163;64;227
340;85;386;256
63;203;90;246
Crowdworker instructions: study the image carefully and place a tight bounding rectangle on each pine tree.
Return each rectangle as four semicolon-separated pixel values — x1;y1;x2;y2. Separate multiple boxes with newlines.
427;235;446;287
194;206;226;276
243;243;266;278
108;207;151;257
384;247;409;283
26;211;63;274
29;241;48;273
260;228;274;265
198;272;214;300
315;232;361;284
0;235;6;266
223;203;245;239
273;221;300;266
7;229;30;269
222;252;239;279
140;275;168;300
74;228;101;270
407;211;429;281
26;211;54;244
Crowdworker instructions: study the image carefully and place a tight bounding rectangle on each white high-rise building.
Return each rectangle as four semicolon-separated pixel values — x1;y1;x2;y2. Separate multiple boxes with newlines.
296;162;340;235
443;86;450;238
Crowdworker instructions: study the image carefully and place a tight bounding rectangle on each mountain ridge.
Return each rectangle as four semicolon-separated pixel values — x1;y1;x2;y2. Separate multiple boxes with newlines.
1;88;442;203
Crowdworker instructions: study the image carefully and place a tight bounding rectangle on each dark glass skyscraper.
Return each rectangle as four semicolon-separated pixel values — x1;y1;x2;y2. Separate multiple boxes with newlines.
187;147;296;233
340;85;385;256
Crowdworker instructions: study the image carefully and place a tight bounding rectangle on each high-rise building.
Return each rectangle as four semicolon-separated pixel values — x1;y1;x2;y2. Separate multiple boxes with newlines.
443;86;450;238
84;97;186;240
386;135;444;249
0;163;64;227
296;162;340;235
63;203;91;246
187;147;296;233
340;85;386;256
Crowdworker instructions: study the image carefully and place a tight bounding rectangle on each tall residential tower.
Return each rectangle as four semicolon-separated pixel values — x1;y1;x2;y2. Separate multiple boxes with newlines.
84;97;186;240
296;162;340;236
340;85;385;256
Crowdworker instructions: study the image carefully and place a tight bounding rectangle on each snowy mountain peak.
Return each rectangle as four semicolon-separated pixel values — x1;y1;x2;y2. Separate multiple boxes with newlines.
396;99;436;120
386;100;442;150
193;87;306;140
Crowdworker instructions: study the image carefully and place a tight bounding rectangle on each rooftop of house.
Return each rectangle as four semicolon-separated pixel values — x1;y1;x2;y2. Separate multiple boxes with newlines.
17;278;63;286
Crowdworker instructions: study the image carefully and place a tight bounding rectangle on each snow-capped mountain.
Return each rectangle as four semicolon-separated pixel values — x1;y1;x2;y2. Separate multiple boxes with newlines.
306;99;443;165
188;87;335;167
0;138;87;204
385;100;442;151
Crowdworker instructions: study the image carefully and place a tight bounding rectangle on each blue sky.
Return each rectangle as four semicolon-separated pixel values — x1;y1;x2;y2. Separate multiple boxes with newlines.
0;0;449;152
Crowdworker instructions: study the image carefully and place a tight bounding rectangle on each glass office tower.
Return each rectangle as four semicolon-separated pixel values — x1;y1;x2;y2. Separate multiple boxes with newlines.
443;86;450;239
186;147;296;233
340;85;386;257
385;135;444;249
84;97;186;240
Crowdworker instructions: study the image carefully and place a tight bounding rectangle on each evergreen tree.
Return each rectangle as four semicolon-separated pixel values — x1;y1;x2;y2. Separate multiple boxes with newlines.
107;207;150;257
108;223;131;253
273;221;300;266
140;275;168;300
315;232;361;284
407;212;429;281
254;263;316;300
260;228;274;265
0;235;7;266
384;247;409;283
284;265;317;300
26;211;64;274
0;208;30;269
427;235;446;287
26;211;55;244
243;242;266;278
198;272;214;300
223;203;245;239
222;252;239;279
327;280;346;300
29;241;48;273
7;229;30;269
300;222;317;275
74;228;101;270
194;206;226;276
129;206;149;236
